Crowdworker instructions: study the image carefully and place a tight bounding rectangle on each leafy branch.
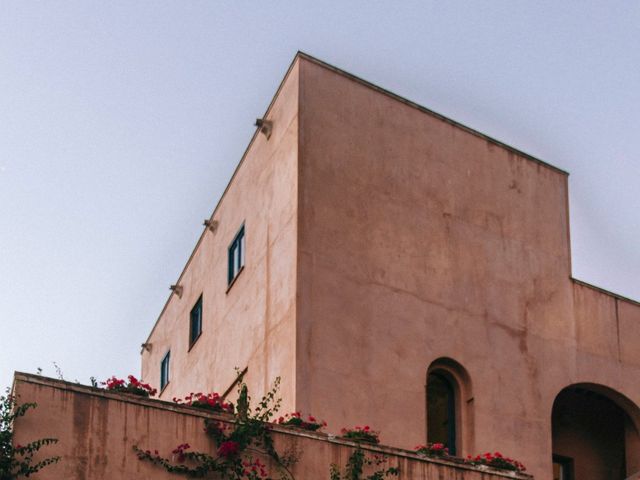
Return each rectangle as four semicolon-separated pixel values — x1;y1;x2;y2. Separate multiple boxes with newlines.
135;376;293;479
330;448;399;480
0;388;60;479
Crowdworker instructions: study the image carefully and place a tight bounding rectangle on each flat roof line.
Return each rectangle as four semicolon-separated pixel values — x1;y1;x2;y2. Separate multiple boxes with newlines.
571;278;640;306
295;51;569;176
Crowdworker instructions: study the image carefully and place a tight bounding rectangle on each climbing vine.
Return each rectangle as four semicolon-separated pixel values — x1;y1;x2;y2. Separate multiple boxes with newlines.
134;377;297;479
0;388;60;480
329;448;399;480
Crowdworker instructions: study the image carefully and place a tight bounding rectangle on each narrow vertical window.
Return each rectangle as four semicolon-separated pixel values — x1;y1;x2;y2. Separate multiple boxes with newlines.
552;455;573;480
189;295;203;348
427;372;457;454
227;225;245;286
160;351;170;391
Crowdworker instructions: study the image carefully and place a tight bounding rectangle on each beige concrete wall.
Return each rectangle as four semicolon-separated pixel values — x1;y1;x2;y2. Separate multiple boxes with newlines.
141;61;300;412
136;53;640;480
294;56;640;480
570;282;640;398
12;374;529;480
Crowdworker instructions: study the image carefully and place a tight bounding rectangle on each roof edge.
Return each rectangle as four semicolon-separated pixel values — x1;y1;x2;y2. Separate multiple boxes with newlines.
295;51;569;176
571;277;640;307
143;53;303;347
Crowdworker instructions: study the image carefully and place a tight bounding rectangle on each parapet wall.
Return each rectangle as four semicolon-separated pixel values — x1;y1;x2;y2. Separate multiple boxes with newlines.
12;373;530;480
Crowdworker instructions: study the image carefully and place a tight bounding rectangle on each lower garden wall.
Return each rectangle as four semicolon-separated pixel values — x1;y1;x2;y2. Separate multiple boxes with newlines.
12;373;530;480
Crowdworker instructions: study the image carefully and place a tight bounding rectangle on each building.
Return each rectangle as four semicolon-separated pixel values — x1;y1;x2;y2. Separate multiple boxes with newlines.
137;52;640;480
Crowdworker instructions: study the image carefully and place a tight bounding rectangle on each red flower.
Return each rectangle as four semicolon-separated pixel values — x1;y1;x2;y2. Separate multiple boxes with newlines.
217;440;240;458
171;443;191;463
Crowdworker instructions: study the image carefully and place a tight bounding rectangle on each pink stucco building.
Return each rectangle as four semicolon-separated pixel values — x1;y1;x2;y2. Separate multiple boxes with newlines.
138;53;640;480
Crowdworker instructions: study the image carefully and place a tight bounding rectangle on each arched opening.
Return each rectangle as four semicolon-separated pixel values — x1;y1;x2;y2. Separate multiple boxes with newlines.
427;371;457;453
426;358;473;456
552;384;640;480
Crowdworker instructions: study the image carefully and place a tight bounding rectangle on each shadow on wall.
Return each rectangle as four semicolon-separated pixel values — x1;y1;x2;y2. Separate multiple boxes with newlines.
552;383;640;480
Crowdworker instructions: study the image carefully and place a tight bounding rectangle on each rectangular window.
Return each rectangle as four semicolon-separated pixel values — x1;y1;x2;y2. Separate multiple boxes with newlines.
227;225;245;286
552;455;573;480
160;351;170;391
189;295;203;348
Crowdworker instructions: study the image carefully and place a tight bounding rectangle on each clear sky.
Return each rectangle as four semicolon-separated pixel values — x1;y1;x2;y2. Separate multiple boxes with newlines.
1;1;638;390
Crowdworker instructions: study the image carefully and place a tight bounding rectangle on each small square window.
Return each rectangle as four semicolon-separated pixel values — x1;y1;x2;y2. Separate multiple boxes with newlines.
160;351;170;391
228;225;245;286
189;295;203;348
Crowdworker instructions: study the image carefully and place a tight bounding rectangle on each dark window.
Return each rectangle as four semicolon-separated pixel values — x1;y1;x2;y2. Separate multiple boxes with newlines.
552;455;573;480
427;372;457;455
189;296;203;348
160;351;170;390
228;225;245;286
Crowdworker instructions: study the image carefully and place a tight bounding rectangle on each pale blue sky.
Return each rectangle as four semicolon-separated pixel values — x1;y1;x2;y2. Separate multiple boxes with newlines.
1;1;638;390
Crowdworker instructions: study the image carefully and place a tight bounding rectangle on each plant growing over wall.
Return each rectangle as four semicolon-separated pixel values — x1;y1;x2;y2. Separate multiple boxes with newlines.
134;377;297;479
0;388;60;479
173;392;234;413
414;443;448;457
340;426;380;444
329;448;399;480
276;412;326;432
102;375;157;397
466;452;526;472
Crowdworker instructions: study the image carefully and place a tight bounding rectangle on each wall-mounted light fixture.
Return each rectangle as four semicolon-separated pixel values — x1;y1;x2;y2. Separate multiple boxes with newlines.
169;284;183;298
255;118;272;139
204;219;219;233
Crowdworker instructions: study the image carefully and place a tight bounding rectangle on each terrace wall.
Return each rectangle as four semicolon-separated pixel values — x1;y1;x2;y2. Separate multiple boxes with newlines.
12;373;530;480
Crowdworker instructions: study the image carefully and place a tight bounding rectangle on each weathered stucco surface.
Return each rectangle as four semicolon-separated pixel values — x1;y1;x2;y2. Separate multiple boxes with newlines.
139;54;640;480
141;62;300;413
12;375;529;480
294;57;640;480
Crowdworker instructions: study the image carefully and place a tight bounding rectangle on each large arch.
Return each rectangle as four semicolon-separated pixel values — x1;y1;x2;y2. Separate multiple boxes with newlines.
551;383;640;480
426;357;474;456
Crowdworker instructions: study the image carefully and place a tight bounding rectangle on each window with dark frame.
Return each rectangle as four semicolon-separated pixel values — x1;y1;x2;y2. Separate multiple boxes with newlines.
189;295;203;348
552;455;573;480
227;225;245;286
427;371;457;455
160;351;170;391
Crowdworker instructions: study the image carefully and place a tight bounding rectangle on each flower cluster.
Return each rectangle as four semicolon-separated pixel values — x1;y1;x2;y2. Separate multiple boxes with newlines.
277;412;327;431
466;452;526;472
136;378;286;480
173;392;234;413
340;425;380;444
242;458;268;479
102;375;157;397
204;419;232;437
217;440;240;458
414;443;449;457
172;443;191;463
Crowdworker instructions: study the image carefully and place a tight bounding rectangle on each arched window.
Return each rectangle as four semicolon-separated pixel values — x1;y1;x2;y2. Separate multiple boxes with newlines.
427;371;457;454
426;358;473;456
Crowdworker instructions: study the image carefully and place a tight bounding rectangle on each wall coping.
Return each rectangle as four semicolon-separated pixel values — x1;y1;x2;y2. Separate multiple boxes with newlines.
571;277;640;307
13;372;531;479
